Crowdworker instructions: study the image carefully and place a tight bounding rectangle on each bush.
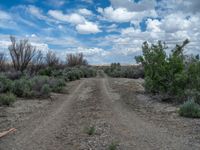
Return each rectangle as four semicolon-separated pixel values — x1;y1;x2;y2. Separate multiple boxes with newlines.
80;67;96;78
4;71;22;80
66;53;88;67
41;84;51;97
179;100;200;118
11;75;66;98
65;70;82;81
135;40;193;102
0;75;12;93
0;93;16;106
11;78;33;97
49;78;66;93
104;64;144;79
38;67;53;76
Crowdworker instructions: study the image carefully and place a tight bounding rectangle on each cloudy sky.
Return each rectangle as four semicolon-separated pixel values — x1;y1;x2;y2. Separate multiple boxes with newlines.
0;0;199;64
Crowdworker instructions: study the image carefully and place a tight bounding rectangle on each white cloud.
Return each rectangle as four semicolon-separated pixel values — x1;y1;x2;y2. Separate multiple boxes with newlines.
28;5;48;20
98;7;135;22
76;21;101;34
48;10;85;24
158;0;200;13
98;6;157;25
48;10;101;34
110;0;156;12
78;8;92;16
0;10;11;20
45;0;65;7
146;19;162;32
66;46;110;64
76;47;109;57
0;10;19;30
159;13;194;33
106;24;118;32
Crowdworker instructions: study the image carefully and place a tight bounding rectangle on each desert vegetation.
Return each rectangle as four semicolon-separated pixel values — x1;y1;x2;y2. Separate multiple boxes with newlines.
0;36;96;106
104;63;144;79
135;39;200;118
103;39;200;118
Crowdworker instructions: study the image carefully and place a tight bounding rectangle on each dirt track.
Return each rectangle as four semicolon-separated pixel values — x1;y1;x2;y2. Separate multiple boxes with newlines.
0;74;200;150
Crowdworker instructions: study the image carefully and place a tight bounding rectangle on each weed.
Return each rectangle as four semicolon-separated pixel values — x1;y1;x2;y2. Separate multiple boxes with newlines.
108;141;118;150
85;126;95;136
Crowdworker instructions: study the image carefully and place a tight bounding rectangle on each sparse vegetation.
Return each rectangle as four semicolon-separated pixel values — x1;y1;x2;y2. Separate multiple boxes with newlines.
66;53;88;67
108;142;118;150
104;63;144;79
135;40;199;101
179;100;200;118
41;84;51;97
0;36;96;106
85;126;96;136
0;93;16;106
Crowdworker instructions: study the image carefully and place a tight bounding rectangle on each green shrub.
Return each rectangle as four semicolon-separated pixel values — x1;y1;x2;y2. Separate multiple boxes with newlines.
104;64;144;79
11;78;33;97
0;93;16;106
65;70;82;81
31;76;49;90
179;100;200;118
11;75;66;98
80;67;97;78
38;67;53;76
0;75;12;93
49;78;66;93
41;84;51;96
52;70;63;77
135;40;192;102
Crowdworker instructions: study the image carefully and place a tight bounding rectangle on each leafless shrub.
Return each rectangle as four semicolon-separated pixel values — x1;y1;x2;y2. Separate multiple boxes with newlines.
8;36;36;72
66;53;88;67
45;51;59;67
30;50;45;74
0;52;6;71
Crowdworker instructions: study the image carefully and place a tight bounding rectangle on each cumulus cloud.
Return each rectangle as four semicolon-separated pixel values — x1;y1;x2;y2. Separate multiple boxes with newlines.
76;21;101;34
48;10;101;34
67;47;110;64
98;7;135;22
158;0;200;13
48;10;85;24
98;6;157;25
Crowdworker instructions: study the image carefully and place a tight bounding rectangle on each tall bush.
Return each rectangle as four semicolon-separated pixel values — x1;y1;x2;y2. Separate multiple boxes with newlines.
135;40;190;101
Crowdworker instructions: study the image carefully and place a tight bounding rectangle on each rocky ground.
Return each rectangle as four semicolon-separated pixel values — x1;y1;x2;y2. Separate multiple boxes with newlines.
0;73;200;150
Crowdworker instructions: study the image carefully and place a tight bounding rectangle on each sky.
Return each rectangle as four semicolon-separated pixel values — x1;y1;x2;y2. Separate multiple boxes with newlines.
0;0;199;64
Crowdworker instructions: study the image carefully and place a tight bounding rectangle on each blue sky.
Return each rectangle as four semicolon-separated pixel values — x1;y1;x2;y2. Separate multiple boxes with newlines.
0;0;200;64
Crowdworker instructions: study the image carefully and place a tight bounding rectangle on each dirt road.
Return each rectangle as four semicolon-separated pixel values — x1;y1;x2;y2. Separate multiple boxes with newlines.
0;74;200;150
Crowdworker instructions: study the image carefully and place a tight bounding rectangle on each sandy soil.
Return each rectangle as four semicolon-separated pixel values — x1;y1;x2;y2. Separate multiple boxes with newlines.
0;73;200;150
